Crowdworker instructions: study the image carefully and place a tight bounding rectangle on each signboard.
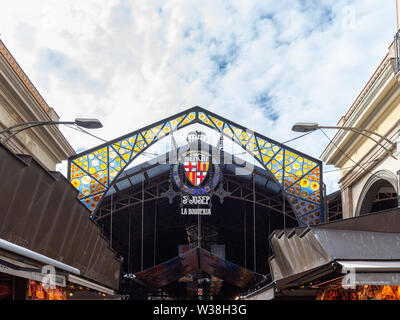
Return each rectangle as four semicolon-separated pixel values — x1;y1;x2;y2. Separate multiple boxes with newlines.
162;131;230;216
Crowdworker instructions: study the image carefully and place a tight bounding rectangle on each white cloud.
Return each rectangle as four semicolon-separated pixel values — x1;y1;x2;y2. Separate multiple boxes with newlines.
0;0;396;193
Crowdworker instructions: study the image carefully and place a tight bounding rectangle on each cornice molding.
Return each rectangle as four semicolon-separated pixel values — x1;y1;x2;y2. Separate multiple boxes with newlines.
0;61;75;156
342;53;392;123
0;39;51;114
321;58;397;165
0;41;75;165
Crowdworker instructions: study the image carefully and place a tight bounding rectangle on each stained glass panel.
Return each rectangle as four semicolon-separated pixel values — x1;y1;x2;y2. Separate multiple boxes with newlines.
68;107;323;224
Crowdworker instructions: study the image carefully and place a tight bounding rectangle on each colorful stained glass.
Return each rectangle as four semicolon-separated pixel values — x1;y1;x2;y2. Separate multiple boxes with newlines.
68;107;323;225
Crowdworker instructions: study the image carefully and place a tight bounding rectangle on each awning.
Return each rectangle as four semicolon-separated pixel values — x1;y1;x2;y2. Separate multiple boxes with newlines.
0;254;66;287
68;274;114;295
0;143;121;289
0;238;79;275
243;260;400;299
269;227;400;284
0;251;115;295
336;260;400;287
242;283;275;300
337;260;400;272
242;210;400;298
134;247;264;290
267;209;400;290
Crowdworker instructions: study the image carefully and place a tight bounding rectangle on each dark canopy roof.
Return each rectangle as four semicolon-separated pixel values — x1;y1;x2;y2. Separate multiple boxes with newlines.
134;247;264;289
268;207;400;287
0;143;121;289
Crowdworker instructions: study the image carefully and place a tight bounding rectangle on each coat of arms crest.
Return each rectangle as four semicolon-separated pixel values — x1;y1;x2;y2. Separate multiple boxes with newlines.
184;152;209;186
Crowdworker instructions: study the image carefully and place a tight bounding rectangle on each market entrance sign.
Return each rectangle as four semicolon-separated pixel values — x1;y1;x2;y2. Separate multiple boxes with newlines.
68;106;324;226
167;131;225;215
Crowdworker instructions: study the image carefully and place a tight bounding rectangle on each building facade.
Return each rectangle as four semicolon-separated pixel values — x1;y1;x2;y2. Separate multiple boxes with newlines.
0;39;75;170
321;37;400;219
0;39;121;300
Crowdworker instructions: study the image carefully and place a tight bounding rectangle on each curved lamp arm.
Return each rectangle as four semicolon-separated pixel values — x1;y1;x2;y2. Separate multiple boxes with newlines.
292;123;397;159
0;119;102;143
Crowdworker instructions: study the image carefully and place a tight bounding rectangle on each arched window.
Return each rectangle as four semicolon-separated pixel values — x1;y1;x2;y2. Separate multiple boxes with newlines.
357;170;398;216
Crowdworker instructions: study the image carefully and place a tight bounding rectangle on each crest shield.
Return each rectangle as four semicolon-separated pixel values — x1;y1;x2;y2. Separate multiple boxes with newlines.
183;152;210;186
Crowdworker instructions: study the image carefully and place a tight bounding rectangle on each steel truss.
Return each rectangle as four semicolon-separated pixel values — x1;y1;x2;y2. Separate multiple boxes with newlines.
95;174;296;222
68;106;324;225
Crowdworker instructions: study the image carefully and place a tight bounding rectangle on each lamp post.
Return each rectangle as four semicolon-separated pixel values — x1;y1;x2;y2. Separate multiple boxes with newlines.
291;122;397;159
0;118;102;143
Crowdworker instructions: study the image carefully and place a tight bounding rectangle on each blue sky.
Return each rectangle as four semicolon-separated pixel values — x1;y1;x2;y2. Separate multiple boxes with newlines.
0;0;397;192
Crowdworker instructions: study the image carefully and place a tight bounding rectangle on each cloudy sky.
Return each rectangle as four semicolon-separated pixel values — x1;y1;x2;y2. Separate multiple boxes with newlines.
0;0;396;193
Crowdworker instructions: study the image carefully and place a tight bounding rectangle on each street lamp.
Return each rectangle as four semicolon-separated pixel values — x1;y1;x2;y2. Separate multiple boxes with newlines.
291;122;397;159
0;118;102;143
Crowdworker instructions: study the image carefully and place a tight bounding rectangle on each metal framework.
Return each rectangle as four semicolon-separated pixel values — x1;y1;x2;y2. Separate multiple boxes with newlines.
94;175;297;223
99;171;294;277
326;191;342;222
68;106;324;225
